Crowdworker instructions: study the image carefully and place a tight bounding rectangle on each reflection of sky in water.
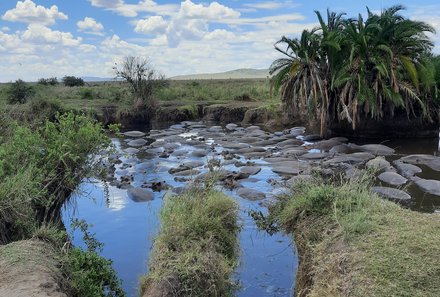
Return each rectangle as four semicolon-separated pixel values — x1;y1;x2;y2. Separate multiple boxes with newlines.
64;126;299;297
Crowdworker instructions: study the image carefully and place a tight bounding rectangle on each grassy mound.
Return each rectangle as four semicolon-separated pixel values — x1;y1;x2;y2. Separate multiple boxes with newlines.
269;174;440;297
141;188;240;297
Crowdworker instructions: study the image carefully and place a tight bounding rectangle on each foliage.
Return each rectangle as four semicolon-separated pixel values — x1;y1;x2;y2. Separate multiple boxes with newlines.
68;219;125;297
267;173;440;297
0;112;109;243
271;6;437;136
38;77;59;86
114;56;167;109
142;187;240;297
6;79;35;104
63;76;85;87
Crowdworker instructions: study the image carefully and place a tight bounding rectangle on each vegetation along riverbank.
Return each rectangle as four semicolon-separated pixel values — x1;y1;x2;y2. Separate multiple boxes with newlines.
265;173;440;297
141;187;240;297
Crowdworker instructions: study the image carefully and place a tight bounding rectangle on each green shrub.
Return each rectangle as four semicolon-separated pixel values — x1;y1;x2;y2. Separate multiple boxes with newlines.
80;88;94;100
63;76;85;87
38;77;58;86
6;79;35;104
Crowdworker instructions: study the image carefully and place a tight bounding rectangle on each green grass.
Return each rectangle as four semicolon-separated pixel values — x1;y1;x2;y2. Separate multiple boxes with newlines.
141;187;240;297
269;173;440;297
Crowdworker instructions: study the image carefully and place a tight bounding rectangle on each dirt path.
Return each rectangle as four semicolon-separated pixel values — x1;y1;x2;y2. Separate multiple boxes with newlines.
0;239;68;297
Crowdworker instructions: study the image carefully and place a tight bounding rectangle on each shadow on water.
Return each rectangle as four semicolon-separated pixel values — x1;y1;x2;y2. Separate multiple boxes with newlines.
62;126;298;297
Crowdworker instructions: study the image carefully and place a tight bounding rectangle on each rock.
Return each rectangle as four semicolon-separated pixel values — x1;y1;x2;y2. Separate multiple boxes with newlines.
219;142;250;150
171;150;187;157
240;166;261;176
371;186;411;201
348;152;375;161
288;174;313;185
226;123;238;130
242;152;267;159
238;137;261;144
366;157;392;171
127;188;154;202
127;139;148;147
412;178;440;196
245;126;261;131
124;147;140;154
208;126;222;132
329;137;348;143
290;128;305;137
191;150;208;158
123;131;146;138
378;172;408;186
236;188;265;201
359;144;395;156
282;148;307;157
272;166;301;176
235;147;266;154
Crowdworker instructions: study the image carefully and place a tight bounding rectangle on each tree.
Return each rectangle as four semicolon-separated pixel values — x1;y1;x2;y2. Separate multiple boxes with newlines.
113;56;166;110
271;6;436;137
63;76;84;87
6;79;35;104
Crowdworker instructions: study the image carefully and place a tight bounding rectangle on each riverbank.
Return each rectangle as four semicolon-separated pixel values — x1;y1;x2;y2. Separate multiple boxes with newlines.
141;188;240;297
268;174;440;296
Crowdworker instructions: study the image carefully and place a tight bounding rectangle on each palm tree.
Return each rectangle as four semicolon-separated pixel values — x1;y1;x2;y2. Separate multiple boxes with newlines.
271;5;436;137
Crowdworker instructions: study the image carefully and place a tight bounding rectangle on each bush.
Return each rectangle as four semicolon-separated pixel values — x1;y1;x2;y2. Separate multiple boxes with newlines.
6;79;35;104
80;88;94;100
63;76;84;87
38;77;58;86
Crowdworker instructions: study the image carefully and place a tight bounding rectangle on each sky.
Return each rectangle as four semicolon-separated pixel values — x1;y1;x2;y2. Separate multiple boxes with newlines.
0;0;439;81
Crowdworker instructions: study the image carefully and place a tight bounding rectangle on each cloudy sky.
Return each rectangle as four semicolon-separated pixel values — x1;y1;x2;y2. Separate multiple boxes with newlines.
0;0;438;81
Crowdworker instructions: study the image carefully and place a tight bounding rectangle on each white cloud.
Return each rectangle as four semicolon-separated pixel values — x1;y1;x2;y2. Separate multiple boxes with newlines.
243;1;297;10
204;29;235;41
77;17;105;35
2;0;68;26
89;0;178;17
1;26;10;32
134;16;168;34
22;24;82;47
179;0;240;20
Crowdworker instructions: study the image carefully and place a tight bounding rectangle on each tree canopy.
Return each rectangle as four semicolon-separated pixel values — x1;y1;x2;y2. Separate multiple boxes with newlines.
270;6;438;137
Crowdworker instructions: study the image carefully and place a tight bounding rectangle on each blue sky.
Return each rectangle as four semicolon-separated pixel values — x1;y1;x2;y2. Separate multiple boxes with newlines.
0;0;438;81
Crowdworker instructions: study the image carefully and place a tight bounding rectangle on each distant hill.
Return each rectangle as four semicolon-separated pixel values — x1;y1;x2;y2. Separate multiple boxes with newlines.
170;68;269;80
81;76;116;82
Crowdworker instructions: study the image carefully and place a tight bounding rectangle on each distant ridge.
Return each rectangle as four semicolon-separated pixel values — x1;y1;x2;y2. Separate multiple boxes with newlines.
170;68;269;80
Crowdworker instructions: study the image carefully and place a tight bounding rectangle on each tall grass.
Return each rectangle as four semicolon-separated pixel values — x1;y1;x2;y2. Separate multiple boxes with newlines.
141;187;240;297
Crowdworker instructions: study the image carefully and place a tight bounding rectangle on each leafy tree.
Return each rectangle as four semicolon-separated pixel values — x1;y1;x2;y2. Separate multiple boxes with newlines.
63;76;84;87
271;6;436;136
6;79;35;104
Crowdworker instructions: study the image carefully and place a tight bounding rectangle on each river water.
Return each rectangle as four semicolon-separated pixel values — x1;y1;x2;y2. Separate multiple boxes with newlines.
62;122;440;297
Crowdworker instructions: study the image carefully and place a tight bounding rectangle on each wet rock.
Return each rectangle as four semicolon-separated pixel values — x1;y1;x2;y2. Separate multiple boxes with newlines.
238;137;261;144
371;186;411;201
219;142;250;150
127;188;154;202
329;137;348;143
271;187;291;196
253;139;280;146
282;148;307;157
159;152;169;158
236;188;265;201
240;166;261;176
135;162;151;171
366;157;392;171
412;177;440;196
242;152;267;159
123;131;146;138
208;126;222;132
124;147;140;154
359;144;395;156
272;166;301;176
378;172;408;186
234;161;255;167
191;150;208;158
171;150;187;157
245;126;261;132
127;139;147;147
324;155;363;165
150;140;166;148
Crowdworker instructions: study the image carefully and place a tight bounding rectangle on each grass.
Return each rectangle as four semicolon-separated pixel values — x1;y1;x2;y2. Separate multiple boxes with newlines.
141;187;240;297
268;173;440;297
0;79;274;115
